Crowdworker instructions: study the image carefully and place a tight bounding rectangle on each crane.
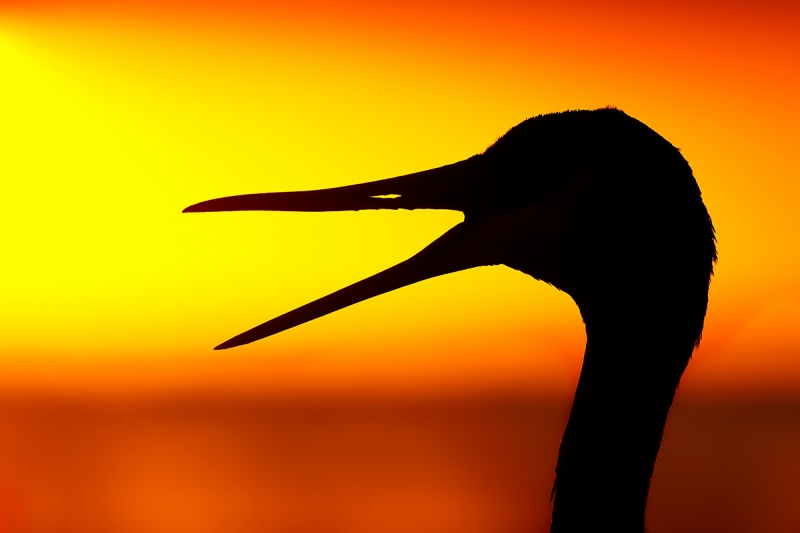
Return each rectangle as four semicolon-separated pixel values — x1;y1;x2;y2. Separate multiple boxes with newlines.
184;107;716;532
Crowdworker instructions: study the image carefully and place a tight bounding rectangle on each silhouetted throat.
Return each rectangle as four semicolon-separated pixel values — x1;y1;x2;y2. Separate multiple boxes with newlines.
184;108;716;532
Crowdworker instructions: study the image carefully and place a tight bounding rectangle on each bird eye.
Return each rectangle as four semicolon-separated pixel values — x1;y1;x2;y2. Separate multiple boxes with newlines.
370;194;402;199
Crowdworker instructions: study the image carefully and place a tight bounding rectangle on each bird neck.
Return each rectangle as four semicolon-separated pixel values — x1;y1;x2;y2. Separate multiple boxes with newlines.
550;305;696;533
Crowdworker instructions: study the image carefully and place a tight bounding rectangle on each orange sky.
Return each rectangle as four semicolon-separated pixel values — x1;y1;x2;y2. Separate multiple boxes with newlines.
1;0;799;398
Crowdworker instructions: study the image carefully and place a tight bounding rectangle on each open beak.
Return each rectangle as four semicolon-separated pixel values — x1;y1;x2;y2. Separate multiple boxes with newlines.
183;158;484;350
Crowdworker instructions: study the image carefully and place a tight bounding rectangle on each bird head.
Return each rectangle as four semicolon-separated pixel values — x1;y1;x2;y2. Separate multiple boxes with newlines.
184;108;716;350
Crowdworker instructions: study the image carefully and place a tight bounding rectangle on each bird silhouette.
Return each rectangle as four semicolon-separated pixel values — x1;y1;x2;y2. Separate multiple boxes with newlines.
184;107;716;532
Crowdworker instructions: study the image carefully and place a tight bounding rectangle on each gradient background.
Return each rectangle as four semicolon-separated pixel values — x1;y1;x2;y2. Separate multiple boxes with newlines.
1;0;799;531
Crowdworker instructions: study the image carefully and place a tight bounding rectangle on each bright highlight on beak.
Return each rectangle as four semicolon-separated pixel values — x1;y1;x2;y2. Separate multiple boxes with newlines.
183;159;483;349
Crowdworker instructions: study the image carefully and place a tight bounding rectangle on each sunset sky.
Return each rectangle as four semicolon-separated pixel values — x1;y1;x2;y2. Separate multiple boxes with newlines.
2;0;799;398
2;3;800;532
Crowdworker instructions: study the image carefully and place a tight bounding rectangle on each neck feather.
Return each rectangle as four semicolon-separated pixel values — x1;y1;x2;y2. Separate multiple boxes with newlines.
550;308;697;533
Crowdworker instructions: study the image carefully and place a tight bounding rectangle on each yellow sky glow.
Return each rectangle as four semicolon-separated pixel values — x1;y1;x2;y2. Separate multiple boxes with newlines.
1;5;799;397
